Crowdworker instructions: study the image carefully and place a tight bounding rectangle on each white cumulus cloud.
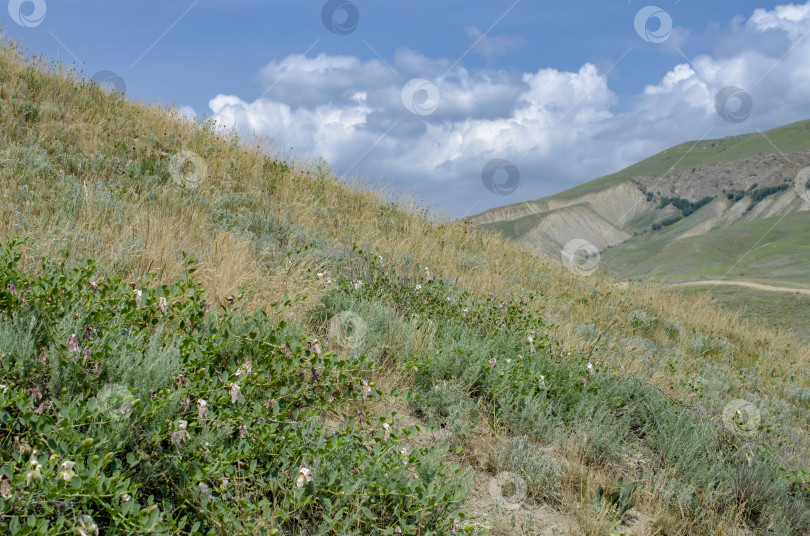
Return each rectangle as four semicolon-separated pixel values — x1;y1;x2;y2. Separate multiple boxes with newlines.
210;2;810;218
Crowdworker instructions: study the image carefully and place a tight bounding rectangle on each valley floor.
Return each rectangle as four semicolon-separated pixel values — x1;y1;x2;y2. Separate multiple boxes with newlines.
666;279;810;296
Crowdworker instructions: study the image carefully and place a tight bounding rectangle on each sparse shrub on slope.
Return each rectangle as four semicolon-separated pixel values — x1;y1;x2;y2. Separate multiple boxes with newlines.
492;435;567;503
319;247;810;535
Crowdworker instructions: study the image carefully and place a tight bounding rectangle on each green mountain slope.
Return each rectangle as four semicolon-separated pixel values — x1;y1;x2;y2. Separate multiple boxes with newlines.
472;120;810;287
602;210;810;283
550;119;810;201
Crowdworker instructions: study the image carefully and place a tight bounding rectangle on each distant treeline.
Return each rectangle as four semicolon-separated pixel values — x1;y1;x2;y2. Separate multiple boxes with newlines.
658;195;714;216
649;182;792;231
725;183;789;203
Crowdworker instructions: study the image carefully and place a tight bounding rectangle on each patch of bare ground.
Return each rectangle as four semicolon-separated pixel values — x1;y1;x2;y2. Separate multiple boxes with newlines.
461;470;577;535
350;396;586;535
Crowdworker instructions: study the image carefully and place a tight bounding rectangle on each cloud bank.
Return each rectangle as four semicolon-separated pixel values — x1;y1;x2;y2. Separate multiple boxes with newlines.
210;2;810;218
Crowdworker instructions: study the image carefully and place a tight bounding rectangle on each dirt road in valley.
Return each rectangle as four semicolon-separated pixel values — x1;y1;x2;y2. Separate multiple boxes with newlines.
665;280;810;295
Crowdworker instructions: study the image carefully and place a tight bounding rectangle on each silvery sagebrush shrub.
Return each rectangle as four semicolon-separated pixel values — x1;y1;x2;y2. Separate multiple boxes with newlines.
492;435;567;502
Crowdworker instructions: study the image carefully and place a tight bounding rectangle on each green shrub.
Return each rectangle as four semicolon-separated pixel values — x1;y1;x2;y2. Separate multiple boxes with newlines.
628;310;659;332
689;332;730;358
0;238;472;535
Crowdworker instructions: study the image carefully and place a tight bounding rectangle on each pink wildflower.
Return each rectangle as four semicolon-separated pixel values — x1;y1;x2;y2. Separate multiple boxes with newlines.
68;333;79;353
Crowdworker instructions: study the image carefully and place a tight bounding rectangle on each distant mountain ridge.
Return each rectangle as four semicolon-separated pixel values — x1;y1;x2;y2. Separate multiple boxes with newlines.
471;119;810;283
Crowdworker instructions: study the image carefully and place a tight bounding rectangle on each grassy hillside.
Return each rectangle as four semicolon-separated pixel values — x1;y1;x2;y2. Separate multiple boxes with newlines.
601;211;810;283
666;285;810;344
0;37;808;536
548;119;810;201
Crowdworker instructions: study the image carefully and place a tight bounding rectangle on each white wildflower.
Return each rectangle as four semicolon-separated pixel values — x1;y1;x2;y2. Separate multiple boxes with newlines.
198;482;215;499
382;422;391;440
235;361;252;378
157;296;168;314
228;382;242;403
68;333;79;353
361;380;372;399
296;464;312;488
76;514;98;536
170;420;190;448
587;363;594;374
197;399;208;421
57;460;76;482
25;456;42;486
0;474;10;499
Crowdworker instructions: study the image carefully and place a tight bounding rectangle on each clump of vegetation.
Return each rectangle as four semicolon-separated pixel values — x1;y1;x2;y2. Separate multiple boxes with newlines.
319;248;810;535
0;238;471;535
725;183;790;204
492;436;567;503
651;213;685;230
596;477;636;518
628;310;659;332
648;195;714;229
658;195;714;217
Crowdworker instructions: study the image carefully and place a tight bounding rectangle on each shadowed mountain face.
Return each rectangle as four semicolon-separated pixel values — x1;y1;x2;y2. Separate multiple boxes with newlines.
472;119;810;283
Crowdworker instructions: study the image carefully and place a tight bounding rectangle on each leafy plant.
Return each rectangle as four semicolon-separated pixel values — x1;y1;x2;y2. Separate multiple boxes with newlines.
0;238;472;535
596;477;637;517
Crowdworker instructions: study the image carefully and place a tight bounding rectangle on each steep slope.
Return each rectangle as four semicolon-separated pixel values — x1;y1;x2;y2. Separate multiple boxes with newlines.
1;38;808;536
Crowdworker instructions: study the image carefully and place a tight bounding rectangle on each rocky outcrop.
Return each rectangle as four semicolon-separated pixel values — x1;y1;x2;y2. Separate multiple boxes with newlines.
635;152;810;202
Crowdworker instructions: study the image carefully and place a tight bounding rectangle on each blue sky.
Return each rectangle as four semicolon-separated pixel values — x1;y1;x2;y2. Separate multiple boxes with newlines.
4;1;810;217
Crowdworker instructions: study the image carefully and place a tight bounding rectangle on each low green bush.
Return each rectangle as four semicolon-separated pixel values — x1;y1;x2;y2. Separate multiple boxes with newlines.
0;238;472;535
